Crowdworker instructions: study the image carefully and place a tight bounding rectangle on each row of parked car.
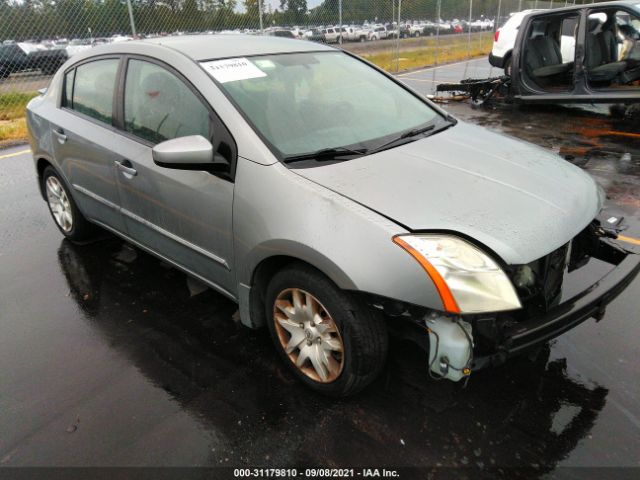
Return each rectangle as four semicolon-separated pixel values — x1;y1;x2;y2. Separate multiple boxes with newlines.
0;17;494;79
0;35;132;79
269;18;495;44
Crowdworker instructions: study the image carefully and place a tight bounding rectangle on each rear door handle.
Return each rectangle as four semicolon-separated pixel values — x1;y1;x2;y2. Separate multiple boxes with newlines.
115;159;137;177
52;128;67;144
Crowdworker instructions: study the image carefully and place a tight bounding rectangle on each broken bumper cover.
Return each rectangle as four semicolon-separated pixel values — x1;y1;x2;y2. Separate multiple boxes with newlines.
472;252;640;370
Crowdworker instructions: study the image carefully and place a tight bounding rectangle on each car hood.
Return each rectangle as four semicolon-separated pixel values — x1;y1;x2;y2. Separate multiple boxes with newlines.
291;122;601;265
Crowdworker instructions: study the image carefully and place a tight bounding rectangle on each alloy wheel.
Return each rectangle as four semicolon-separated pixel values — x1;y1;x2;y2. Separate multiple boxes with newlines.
45;176;73;233
273;288;344;383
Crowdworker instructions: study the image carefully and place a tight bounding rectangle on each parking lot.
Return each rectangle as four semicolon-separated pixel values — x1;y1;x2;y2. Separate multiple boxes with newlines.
1;57;640;475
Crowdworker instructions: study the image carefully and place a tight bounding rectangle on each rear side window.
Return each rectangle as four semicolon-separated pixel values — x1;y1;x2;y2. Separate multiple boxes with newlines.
123;59;210;144
71;59;119;124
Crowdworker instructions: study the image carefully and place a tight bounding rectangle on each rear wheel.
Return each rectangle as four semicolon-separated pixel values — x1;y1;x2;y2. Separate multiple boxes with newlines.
42;166;97;241
265;264;388;396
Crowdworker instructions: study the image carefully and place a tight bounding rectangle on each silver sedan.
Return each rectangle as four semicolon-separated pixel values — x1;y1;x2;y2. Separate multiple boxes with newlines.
27;35;640;396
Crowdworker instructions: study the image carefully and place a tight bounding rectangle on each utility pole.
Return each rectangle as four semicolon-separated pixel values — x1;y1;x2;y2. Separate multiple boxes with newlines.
126;0;137;38
432;0;441;91
435;0;441;67
339;0;343;45
467;0;472;53
396;0;402;72
258;0;264;33
463;0;472;79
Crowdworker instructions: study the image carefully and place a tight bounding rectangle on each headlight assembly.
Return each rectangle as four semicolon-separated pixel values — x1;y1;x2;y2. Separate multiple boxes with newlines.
393;234;522;314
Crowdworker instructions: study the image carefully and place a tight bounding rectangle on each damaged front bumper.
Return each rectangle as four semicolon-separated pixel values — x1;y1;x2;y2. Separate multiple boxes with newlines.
472;247;640;371
381;232;640;382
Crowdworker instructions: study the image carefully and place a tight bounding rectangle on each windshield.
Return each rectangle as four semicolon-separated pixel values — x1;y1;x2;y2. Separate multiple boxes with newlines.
205;51;441;158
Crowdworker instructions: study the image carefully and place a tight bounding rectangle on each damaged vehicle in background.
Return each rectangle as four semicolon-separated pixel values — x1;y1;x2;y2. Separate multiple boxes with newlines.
0;42;68;78
26;35;640;396
449;2;640;109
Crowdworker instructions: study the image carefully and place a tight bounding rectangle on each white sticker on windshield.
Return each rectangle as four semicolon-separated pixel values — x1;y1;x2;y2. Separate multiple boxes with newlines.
202;58;267;83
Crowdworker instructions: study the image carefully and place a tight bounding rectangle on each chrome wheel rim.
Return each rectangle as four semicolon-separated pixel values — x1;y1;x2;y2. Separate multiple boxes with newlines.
45;176;73;233
273;288;344;383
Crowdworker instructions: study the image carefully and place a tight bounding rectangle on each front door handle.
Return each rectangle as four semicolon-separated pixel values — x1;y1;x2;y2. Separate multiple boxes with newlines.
115;159;137;177
52;128;67;144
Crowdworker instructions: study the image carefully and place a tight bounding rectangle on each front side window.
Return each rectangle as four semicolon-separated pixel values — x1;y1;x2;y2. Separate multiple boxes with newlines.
124;59;210;144
71;59;119;124
208;52;440;158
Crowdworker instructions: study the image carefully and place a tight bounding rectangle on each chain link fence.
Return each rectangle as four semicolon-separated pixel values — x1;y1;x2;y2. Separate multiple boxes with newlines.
0;0;606;141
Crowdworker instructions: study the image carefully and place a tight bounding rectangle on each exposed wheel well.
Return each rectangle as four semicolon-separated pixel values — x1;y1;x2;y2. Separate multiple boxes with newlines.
36;158;53;198
248;255;332;328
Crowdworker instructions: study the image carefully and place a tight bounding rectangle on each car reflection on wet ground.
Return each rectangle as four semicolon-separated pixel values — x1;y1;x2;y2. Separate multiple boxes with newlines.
1;62;640;475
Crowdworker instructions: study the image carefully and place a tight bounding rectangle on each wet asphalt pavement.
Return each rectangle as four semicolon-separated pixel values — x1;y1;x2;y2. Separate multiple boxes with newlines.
1;58;640;477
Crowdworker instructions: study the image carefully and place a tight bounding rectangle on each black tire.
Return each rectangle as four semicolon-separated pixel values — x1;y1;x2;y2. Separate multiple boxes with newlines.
504;55;512;77
265;263;388;397
42;166;98;241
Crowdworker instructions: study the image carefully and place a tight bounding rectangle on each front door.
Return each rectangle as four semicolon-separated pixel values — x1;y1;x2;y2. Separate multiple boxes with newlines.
516;12;580;99
110;58;235;297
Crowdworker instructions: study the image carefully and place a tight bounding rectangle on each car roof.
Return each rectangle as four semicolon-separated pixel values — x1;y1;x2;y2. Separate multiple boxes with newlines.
526;0;637;15
117;34;334;61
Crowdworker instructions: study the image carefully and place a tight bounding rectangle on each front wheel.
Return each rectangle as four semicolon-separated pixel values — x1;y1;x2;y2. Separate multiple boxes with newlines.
265;264;388;396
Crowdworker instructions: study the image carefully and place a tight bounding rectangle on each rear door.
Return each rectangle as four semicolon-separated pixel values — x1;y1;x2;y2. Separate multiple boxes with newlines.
109;57;236;296
513;11;584;102
50;56;126;232
582;5;640;101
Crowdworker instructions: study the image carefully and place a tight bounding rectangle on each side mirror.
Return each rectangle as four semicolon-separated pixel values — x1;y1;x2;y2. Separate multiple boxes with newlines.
152;135;230;172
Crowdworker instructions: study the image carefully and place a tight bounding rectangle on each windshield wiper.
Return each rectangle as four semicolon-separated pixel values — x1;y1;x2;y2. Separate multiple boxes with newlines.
367;124;436;156
283;146;368;164
367;117;457;156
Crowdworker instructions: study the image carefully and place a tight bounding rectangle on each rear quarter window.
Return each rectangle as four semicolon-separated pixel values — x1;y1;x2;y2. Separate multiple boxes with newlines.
63;69;75;107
